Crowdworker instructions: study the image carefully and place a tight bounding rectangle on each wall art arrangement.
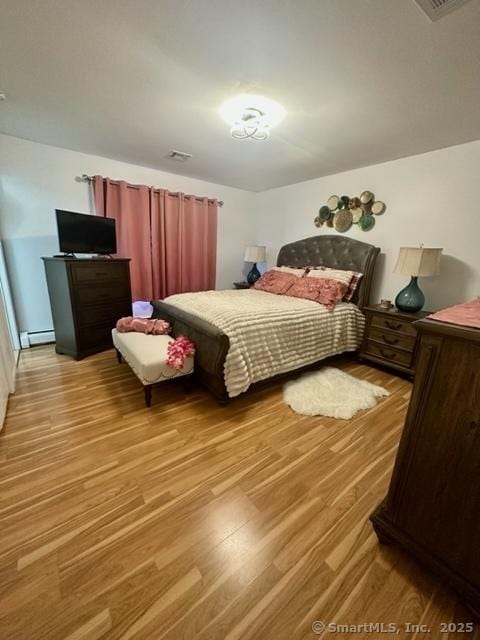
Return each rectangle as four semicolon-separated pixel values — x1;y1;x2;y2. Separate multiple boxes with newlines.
314;190;386;233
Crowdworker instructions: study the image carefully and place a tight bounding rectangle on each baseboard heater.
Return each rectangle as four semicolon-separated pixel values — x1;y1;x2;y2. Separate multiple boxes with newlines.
20;330;56;348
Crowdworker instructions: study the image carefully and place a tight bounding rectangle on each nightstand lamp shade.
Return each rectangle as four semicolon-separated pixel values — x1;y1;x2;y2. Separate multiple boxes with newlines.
244;245;266;284
394;246;442;312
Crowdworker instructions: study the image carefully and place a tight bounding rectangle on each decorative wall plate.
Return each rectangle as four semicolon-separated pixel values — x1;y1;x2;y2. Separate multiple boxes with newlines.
350;207;363;223
360;190;374;204
349;197;361;209
319;205;331;221
359;214;375;231
334;209;353;232
315;190;385;233
371;200;385;215
327;195;339;211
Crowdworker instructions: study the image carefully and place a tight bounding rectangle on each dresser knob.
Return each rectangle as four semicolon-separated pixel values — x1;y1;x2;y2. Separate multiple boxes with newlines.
379;347;396;359
385;320;402;331
383;334;399;345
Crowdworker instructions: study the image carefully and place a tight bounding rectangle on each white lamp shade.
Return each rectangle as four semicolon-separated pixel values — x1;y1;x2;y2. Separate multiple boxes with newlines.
244;245;266;263
394;247;442;277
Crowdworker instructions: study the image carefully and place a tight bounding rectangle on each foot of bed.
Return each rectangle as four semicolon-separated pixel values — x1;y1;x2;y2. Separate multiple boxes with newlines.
115;348;123;364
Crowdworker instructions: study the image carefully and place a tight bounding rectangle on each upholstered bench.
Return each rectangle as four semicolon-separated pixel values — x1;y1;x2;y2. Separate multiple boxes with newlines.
111;329;194;407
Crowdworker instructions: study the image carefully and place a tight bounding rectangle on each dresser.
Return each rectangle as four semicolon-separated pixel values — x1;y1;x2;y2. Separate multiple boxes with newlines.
43;258;132;360
371;318;480;618
359;305;430;375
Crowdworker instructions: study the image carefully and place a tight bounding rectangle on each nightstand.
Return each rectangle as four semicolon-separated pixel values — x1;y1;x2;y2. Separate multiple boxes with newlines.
359;304;431;376
233;282;251;289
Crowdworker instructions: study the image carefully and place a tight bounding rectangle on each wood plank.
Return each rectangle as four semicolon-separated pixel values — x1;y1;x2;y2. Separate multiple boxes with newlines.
0;345;477;639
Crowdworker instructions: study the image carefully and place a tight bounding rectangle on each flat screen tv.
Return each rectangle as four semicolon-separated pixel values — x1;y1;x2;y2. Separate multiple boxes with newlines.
56;210;117;255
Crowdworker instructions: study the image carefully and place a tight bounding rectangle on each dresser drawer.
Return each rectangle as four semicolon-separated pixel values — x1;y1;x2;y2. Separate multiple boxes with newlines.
76;302;130;327
70;262;128;284
77;324;114;350
75;281;130;306
371;314;416;336
369;326;416;352
364;340;413;369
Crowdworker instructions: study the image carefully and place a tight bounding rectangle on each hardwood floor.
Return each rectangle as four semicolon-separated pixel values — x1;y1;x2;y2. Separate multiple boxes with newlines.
0;345;478;639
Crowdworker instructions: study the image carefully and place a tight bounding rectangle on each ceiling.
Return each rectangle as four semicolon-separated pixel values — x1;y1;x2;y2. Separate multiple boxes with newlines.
1;0;480;191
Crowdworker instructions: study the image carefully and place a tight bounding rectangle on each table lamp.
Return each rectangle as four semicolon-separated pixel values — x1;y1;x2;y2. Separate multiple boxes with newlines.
394;246;442;312
244;245;266;284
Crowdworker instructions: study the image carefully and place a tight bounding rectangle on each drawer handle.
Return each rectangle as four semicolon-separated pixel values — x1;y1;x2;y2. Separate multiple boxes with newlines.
379;347;396;359
382;334;399;345
385;320;403;331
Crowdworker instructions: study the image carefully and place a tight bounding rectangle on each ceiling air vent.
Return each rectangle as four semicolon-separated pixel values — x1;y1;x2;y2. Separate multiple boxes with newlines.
167;149;192;162
414;0;474;21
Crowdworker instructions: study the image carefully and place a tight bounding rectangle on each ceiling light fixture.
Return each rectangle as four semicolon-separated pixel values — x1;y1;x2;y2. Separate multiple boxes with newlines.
219;94;286;141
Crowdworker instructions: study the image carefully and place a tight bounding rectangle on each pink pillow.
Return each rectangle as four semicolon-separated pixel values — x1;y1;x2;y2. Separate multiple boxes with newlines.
253;270;298;294
343;272;363;302
306;266;363;303
286;276;348;310
271;266;307;277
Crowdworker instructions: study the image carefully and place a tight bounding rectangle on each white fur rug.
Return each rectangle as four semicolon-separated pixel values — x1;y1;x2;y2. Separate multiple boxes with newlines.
283;367;390;419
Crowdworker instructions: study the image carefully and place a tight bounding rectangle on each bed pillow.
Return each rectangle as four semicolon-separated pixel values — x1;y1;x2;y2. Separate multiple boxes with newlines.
307;267;363;302
252;269;298;295
286;276;348;310
343;272;363;302
271;266;307;277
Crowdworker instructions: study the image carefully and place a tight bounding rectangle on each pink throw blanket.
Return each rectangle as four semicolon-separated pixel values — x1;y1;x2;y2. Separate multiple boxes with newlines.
116;316;170;335
427;299;480;329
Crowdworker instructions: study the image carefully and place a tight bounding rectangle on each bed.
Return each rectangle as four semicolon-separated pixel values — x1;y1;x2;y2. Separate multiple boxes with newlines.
151;235;380;402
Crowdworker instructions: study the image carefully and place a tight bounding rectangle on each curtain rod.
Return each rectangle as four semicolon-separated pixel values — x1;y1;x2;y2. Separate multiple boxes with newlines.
79;174;224;207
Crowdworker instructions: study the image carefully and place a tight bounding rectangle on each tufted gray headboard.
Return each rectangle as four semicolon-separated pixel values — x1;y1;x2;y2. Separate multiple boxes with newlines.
277;235;380;310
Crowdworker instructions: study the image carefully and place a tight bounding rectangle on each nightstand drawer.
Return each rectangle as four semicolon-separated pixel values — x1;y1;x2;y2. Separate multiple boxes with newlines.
364;340;413;368
369;326;416;352
371;314;417;336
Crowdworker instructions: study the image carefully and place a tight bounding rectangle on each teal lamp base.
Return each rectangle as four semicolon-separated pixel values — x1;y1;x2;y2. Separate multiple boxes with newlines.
395;276;425;313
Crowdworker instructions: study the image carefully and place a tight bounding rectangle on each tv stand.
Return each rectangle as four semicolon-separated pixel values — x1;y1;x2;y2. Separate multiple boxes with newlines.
42;257;132;359
53;253;76;258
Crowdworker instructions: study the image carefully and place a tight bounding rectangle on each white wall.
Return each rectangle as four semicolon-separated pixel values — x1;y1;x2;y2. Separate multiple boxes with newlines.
1;133;479;337
0;134;256;333
256;140;480;311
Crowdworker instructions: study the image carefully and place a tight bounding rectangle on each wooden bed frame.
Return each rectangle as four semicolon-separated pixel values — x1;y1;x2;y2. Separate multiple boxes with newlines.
151;235;380;403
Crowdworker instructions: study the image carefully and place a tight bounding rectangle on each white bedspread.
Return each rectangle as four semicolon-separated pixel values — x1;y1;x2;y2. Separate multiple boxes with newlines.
165;289;365;397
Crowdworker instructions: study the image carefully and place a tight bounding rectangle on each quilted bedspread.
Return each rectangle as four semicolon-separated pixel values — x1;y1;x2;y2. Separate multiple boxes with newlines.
165;289;365;397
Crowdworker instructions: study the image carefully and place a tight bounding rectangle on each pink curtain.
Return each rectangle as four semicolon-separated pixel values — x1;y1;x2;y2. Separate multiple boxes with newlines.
93;176;217;301
150;191;217;298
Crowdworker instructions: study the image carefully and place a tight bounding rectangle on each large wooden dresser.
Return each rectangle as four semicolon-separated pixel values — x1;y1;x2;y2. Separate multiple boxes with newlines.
371;317;480;618
43;257;131;359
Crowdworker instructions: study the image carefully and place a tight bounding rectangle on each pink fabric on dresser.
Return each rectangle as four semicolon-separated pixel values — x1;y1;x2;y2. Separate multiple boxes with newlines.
252;270;298;294
286;276;348;310
427;299;480;329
